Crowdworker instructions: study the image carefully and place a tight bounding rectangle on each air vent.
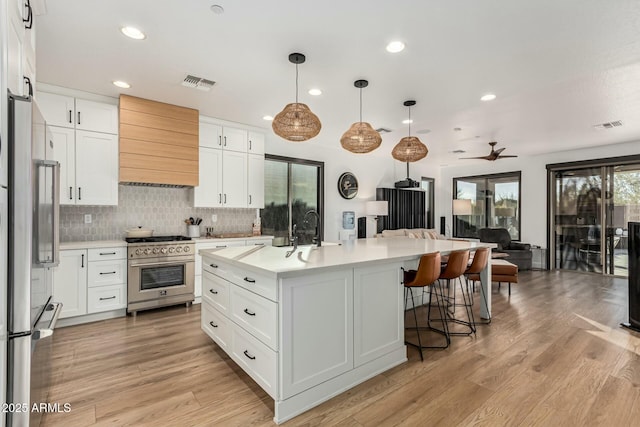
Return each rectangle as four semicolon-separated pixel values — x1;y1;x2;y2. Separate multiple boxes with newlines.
182;75;216;91
376;127;392;133
593;120;623;130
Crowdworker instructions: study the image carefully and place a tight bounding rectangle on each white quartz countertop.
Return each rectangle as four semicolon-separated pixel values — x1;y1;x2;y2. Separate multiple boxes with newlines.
200;238;496;278
61;240;128;250
192;235;273;243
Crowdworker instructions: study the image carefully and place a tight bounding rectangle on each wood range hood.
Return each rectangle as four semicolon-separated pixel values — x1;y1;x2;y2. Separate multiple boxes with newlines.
119;95;199;187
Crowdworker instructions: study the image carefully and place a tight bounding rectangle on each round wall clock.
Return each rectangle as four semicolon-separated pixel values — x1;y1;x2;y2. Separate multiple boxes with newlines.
338;172;358;199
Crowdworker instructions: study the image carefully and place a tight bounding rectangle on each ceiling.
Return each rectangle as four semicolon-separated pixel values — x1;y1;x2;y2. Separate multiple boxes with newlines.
35;0;640;164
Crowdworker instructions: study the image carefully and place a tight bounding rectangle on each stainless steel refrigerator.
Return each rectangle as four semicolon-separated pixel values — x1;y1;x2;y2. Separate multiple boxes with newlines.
5;93;61;426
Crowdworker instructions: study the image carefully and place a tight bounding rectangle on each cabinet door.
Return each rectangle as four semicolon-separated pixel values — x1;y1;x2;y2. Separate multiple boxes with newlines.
353;263;404;367
248;132;265;155
75;99;118;134
193;147;223;207
7;13;25;96
199;122;223;149
222;127;248;152
53;250;88;319
37;92;75;129
75;131;118;205
281;269;354;399
46;126;76;205
247;154;265;208
222;151;247;208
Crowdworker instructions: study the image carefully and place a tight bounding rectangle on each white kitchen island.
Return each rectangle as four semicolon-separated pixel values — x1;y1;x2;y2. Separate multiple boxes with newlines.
199;238;494;424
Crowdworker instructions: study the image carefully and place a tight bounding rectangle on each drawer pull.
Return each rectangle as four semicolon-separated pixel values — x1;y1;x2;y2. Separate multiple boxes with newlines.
243;350;256;360
100;252;117;256
244;277;256;283
209;263;218;268
216;245;227;248
244;308;256;316
99;271;117;275
254;243;265;246
209;289;218;295
209;321;218;328
99;296;116;301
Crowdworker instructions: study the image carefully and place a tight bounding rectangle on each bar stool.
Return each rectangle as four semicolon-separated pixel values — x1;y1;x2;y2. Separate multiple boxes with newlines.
439;250;474;336
403;252;450;361
464;247;491;325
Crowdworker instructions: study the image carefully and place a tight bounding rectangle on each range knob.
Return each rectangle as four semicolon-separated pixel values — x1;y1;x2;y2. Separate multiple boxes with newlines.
161;248;168;254
135;249;142;255
168;247;175;253
152;248;159;254
144;248;151;255
176;246;183;253
184;246;190;252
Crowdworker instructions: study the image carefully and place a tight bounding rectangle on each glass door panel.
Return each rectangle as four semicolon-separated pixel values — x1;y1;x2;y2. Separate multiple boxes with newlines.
291;163;320;245
455;178;486;238
262;160;289;246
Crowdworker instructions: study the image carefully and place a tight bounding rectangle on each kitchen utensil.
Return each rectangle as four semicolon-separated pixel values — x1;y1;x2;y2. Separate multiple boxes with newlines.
196;218;202;225
125;226;154;238
189;217;195;225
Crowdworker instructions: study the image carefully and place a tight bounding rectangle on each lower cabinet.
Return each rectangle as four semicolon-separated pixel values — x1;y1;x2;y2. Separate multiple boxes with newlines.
54;250;88;318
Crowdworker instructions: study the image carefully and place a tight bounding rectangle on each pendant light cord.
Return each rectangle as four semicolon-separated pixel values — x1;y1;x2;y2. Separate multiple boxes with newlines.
359;88;363;124
408;105;412;136
295;63;299;104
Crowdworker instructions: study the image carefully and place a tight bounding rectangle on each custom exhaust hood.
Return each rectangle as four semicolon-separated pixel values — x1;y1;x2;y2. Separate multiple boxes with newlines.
119;95;199;187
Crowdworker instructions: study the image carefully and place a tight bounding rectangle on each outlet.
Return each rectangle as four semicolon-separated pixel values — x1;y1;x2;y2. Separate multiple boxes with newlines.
84;214;92;224
211;214;217;223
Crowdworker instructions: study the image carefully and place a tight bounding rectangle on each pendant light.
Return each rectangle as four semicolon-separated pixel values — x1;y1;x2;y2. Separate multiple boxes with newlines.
272;53;322;142
340;80;382;153
391;100;428;162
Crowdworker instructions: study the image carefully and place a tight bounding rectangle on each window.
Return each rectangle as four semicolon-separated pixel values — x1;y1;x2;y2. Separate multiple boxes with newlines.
261;155;324;247
453;171;521;240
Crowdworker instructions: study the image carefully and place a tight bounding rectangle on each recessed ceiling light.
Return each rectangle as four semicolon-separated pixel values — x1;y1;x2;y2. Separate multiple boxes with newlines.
210;4;224;14
113;80;131;89
480;93;496;101
308;88;322;96
386;41;405;53
121;26;146;40
263;115;273;121
402;119;413;124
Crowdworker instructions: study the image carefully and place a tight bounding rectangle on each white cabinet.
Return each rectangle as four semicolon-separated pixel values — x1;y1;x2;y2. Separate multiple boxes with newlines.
247;154;265;208
248;132;265;155
46;127;118;206
53;250;88;319
199;122;247;152
7;0;33;96
53;246;127;320
193;147;223;207
37;92;118;134
221;150;247;208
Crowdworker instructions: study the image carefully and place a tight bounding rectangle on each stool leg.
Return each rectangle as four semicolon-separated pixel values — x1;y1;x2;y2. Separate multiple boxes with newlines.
508;282;511;295
405;287;424;361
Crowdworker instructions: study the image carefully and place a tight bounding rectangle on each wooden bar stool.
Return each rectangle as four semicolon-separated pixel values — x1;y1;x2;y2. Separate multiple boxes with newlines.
439;250;474;336
403;252;450;361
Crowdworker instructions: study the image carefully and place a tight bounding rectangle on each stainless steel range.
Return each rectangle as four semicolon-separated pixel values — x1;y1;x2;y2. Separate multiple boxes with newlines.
126;236;195;316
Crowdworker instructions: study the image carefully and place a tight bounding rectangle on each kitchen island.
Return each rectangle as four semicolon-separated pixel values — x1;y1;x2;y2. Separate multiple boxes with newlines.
199;238;494;424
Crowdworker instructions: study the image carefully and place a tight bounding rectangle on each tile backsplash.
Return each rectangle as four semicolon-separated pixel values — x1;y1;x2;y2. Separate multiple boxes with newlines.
60;185;259;242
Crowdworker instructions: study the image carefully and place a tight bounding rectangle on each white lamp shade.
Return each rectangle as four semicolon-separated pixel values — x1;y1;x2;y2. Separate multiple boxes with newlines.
366;201;388;216
453;199;472;215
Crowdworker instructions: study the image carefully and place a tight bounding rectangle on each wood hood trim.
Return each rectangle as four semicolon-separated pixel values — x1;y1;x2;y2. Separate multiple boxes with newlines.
119;95;199;187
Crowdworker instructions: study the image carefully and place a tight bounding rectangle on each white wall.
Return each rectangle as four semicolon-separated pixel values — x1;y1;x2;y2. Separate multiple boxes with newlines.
438;140;640;247
265;133;441;241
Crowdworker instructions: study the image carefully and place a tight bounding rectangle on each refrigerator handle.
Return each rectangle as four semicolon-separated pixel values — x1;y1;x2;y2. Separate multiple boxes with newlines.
35;160;60;268
32;302;63;340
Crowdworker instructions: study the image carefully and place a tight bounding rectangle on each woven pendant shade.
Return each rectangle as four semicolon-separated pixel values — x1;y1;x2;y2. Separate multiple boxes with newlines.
272;53;321;142
341;79;381;153
392;136;428;162
272;103;321;142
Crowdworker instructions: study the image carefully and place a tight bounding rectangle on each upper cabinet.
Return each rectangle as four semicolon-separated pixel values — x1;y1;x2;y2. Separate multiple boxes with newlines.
248;132;265;155
199;123;247;152
37;93;118;134
7;0;36;96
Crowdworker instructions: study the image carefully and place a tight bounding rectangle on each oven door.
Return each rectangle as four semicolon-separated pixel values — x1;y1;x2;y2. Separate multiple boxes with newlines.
128;257;195;305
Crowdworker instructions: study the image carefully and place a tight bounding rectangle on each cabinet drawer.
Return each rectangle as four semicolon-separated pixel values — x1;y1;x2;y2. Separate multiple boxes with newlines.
196;241;246;273
231;325;277;399
88;259;126;287
201;302;231;351
88;247;126;261
87;284;126;313
202;271;230;314
206;262;275;301
230;285;278;351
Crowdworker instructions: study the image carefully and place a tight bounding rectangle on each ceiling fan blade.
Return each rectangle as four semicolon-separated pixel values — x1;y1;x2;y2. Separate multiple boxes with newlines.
459;156;490;160
496;155;518;159
493;147;506;155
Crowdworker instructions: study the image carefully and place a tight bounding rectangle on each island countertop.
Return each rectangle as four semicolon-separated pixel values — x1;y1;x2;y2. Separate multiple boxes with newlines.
199;237;496;278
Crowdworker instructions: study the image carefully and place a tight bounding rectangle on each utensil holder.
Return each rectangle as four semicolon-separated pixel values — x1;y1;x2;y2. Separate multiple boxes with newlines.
187;225;200;238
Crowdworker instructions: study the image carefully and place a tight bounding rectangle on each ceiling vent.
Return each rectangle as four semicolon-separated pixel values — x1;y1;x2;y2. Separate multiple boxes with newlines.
375;127;392;133
593;120;623;130
182;75;216;91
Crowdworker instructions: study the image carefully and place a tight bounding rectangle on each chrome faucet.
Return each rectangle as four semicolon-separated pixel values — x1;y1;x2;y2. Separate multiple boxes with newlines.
304;209;321;247
285;224;298;258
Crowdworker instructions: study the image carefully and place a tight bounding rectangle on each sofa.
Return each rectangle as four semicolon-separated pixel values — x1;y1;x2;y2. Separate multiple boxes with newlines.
478;228;532;270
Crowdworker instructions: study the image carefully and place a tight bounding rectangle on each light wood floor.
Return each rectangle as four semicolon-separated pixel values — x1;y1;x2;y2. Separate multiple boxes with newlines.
42;270;640;426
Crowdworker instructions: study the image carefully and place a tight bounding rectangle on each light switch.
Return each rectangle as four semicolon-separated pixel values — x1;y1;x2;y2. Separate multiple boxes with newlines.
84;214;92;224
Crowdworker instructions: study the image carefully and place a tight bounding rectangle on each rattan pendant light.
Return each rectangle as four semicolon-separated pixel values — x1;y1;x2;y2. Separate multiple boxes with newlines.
340;80;382;153
391;100;428;162
272;53;321;142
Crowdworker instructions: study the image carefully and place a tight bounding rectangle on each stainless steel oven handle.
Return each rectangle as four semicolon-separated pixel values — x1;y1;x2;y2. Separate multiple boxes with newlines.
129;259;195;268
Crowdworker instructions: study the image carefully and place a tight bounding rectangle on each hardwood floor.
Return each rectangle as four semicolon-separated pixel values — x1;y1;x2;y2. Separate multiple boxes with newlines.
42;271;640;426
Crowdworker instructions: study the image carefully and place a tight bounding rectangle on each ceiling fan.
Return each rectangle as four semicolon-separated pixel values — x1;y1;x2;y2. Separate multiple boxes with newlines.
460;141;518;161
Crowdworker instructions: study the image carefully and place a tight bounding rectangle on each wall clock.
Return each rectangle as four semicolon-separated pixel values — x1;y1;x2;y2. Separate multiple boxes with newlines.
338;172;358;199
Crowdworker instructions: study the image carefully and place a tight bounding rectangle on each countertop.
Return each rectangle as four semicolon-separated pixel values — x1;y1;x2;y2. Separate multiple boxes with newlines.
200;238;496;278
192;235;273;243
60;240;128;250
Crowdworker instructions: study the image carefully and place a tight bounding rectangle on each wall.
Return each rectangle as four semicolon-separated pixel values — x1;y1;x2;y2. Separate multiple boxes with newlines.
438;140;640;248
60;185;257;242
